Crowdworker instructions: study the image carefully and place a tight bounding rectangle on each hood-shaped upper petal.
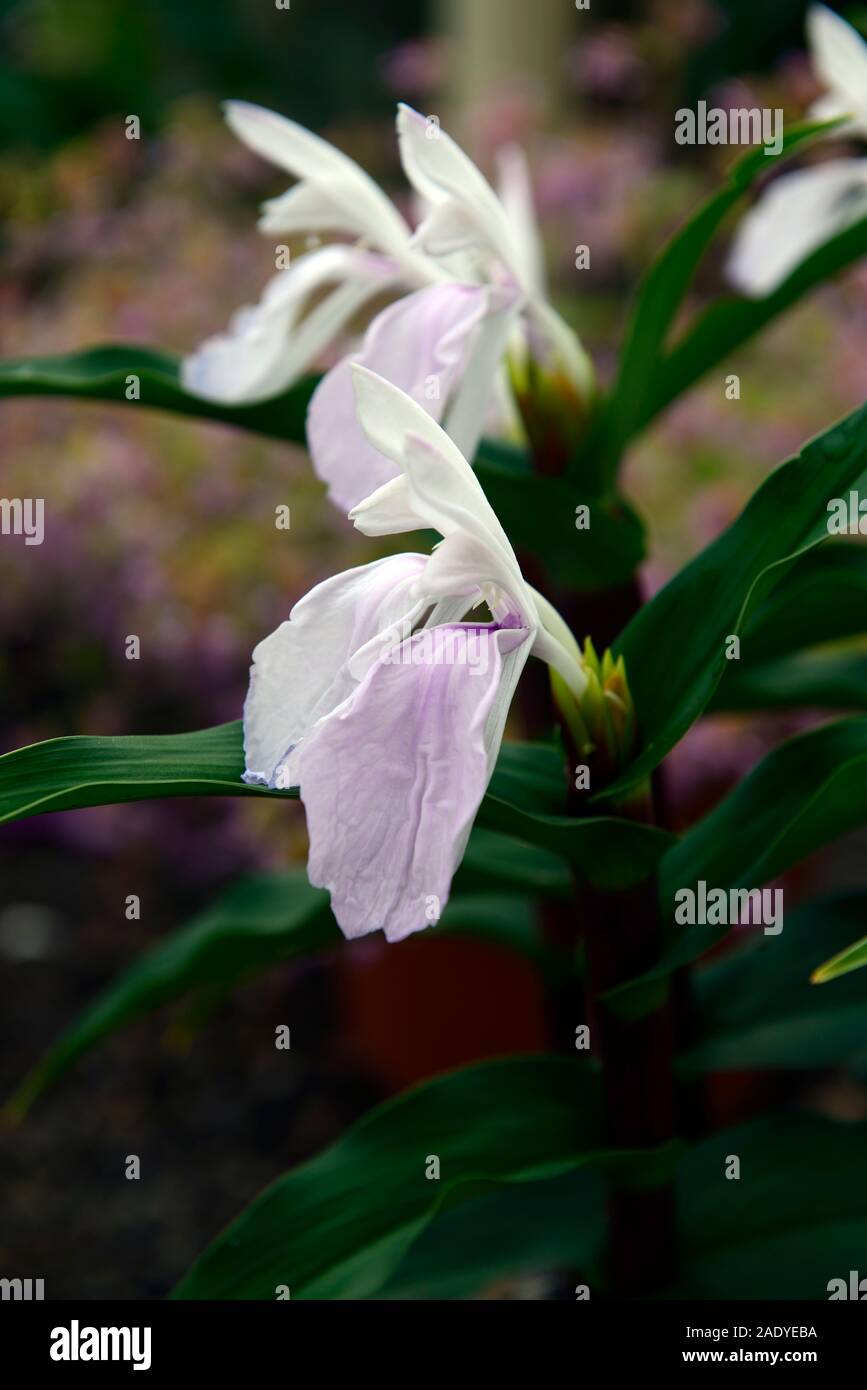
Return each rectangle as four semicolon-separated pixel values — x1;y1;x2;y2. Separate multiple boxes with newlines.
243;553;427;789
807;5;867;131
348;366;524;585
396;103;529;288
726;157;867;297
299;622;531;940
225;100;417;263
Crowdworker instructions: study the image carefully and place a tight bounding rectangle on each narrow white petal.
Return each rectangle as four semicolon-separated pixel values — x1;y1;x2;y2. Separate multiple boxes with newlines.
496;144;547;297
350;366;519;570
726;158;867;298
807;5;867;128
182;247;398;403
225;100;416;261
396;103;529;287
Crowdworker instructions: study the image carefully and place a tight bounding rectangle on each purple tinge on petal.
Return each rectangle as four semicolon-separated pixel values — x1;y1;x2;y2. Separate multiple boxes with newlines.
242;552;427;790
298;623;529;942
306;282;496;513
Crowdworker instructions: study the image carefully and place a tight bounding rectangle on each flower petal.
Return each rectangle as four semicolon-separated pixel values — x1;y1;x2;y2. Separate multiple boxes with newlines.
183;246;399;403
496;144;547;297
396;103;528;287
299;623;530;940
348;367;517;564
243;553;426;789
807;5;867;129
306;282;510;510
224;100;415;261
726;158;867;298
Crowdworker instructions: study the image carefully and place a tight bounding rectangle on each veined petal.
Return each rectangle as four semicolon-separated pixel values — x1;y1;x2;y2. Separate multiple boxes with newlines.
299;623;530;941
183;246;400;403
726;158;867;298
397;103;528;288
307;283;511;510
807;5;867;129
224;100;416;262
243;553;426;789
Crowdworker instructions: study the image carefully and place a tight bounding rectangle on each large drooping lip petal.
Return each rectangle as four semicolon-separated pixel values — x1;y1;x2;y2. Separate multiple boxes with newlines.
182;245;401;403
807;4;867;131
242;553;427;790
224;100;418;264
396;103;529;288
306;282;517;511
298;622;531;941
726;157;867;298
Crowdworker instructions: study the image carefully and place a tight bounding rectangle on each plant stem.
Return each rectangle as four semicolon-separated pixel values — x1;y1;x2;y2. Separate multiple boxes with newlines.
582;873;676;1295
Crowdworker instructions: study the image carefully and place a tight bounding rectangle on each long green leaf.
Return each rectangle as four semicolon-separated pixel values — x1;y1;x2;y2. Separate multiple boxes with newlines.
4;870;334;1120
0;725;676;890
713;649;867;712
648;212;867;435
735;541;867;662
812;900;867;984
0;722;294;823
172;1055;674;1300
683;893;867;1070
669;1113;867;1298
5;876;564;1119
585;119;842;479
377;1169;605;1299
607;717;867;1012
0;344;317;443
602;400;867;800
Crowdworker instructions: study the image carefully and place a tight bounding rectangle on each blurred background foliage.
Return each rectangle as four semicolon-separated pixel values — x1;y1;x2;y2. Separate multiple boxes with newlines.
1;0;866;1298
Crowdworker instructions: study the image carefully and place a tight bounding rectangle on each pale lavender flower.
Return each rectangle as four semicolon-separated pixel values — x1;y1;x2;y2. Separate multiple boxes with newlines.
242;367;587;941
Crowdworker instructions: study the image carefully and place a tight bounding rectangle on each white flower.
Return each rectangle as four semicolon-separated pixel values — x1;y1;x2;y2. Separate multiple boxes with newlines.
184;101;593;506
726;5;867;298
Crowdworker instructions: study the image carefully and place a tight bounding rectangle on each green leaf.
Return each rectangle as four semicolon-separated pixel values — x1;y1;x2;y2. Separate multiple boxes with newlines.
0;345;317;444
607;717;867;1011
732;541;867;663
713;543;867;711
811;905;867;985
0;722;294;824
172;1055;673;1300
455;826;571;899
482;743;675;888
683;893;867;1070
0;725;675;891
377;1170;605;1299
668;1112;867;1298
713;649;867;712
648;212;867;436
603;400;867;801
0;346;644;591
585;119;843;480
5;877;563;1118
4;870;335;1120
476;450;645;589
